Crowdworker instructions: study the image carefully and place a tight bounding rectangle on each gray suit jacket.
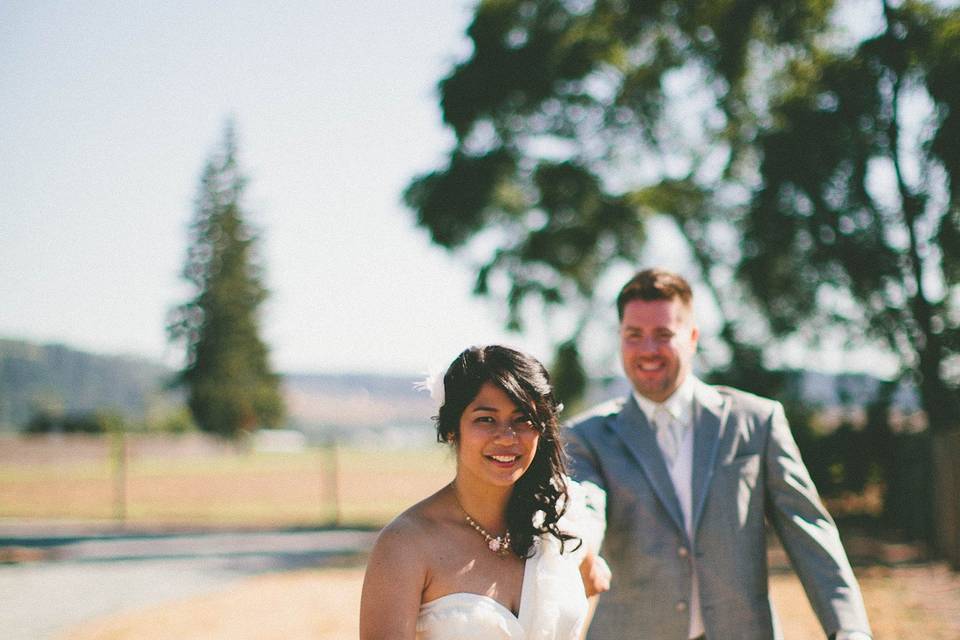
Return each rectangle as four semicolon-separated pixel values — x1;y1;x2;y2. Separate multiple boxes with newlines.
565;379;871;640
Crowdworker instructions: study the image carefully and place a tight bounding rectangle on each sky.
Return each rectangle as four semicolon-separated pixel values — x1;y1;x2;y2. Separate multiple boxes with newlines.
0;1;900;378
1;1;552;375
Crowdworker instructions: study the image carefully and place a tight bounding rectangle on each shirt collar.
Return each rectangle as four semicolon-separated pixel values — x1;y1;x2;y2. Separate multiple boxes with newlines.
632;374;697;427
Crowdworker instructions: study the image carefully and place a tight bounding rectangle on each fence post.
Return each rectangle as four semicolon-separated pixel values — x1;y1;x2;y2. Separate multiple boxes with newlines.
932;430;960;569
323;435;340;527
111;429;127;525
950;430;960;570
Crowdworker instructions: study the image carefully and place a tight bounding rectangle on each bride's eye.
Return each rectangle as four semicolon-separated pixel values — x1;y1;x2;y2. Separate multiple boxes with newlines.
513;416;536;432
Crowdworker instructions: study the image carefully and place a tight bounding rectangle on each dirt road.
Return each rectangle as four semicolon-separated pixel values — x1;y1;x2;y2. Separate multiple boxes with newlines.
0;525;376;640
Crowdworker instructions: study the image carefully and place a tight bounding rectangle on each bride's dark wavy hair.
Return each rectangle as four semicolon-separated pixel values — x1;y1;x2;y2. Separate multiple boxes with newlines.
436;345;579;558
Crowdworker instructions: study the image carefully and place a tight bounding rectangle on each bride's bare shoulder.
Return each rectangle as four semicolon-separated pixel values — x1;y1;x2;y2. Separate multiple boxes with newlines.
360;489;456;636
372;487;453;555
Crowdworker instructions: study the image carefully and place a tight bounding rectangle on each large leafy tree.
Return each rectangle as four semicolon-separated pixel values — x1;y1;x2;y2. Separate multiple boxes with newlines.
405;0;960;433
168;122;284;438
405;0;839;401
740;1;960;434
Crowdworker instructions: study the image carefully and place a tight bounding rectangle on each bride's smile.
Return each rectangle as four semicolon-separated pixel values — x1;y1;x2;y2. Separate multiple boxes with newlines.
456;382;540;488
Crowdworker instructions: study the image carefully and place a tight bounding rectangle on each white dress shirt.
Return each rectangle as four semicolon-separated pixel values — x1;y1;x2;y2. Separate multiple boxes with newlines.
633;375;704;640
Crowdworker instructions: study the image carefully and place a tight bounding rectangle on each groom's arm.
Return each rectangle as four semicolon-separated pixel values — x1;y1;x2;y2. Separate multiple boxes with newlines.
763;401;872;639
564;420;613;600
563;420;609;551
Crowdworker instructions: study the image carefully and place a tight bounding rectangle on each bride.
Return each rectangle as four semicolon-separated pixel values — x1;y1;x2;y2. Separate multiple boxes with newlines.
359;345;608;640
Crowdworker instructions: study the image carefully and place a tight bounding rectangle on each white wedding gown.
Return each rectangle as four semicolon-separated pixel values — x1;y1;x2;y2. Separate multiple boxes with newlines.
415;480;605;640
416;534;586;639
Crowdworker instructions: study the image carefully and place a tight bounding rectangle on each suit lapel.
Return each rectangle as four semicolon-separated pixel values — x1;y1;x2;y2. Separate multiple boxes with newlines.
610;396;686;535
691;380;728;536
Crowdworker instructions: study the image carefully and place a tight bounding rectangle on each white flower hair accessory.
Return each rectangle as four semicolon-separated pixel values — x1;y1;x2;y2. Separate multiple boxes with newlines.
413;365;445;409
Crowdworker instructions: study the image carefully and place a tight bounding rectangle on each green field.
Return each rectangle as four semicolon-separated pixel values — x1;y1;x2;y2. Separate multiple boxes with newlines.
0;435;455;528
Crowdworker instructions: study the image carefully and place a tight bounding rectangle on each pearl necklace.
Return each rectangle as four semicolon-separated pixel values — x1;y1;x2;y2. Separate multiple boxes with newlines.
452;486;512;557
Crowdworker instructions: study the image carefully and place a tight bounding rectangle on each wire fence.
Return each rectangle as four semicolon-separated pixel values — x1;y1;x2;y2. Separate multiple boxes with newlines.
0;433;453;529
3;430;959;569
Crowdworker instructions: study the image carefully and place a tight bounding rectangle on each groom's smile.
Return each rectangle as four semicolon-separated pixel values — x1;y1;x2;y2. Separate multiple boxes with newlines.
619;298;699;403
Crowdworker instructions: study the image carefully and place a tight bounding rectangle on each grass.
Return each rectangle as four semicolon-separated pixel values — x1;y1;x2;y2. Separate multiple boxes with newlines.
0;435;454;528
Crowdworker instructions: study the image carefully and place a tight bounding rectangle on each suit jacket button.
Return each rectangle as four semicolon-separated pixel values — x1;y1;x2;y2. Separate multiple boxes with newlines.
678;546;689;558
675;601;688;613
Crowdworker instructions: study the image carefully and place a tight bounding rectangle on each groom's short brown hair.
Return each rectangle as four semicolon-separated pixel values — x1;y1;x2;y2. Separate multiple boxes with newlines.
616;268;693;320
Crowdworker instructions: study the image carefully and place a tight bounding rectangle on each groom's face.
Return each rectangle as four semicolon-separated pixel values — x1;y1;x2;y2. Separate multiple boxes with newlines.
619;297;699;403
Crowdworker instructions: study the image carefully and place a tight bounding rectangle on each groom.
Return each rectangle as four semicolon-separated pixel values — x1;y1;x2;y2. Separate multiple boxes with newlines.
566;268;872;640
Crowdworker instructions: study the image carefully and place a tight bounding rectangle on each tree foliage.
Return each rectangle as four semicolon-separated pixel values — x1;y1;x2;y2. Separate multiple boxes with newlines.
406;0;960;430
740;1;960;432
167;122;284;438
23;409;125;435
406;0;838;402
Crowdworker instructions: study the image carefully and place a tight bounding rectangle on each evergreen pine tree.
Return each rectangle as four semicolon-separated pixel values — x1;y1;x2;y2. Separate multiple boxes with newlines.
168;122;284;437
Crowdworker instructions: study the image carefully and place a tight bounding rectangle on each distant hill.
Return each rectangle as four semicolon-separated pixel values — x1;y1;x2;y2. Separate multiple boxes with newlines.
0;337;921;434
785;369;920;412
0;338;433;432
0;338;173;430
283;372;434;428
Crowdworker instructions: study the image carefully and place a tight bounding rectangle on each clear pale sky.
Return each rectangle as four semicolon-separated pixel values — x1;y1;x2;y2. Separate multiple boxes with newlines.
0;1;897;377
1;1;552;375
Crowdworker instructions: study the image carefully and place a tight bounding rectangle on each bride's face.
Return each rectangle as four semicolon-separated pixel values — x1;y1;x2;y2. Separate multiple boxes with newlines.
455;382;540;489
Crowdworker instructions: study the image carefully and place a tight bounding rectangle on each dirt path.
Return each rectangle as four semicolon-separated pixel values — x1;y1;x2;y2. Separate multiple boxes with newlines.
62;561;960;639
772;563;960;638
0;527;378;640
60;567;363;640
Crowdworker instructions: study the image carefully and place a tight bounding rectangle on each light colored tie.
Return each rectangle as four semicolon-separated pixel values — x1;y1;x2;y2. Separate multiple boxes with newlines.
652;405;681;466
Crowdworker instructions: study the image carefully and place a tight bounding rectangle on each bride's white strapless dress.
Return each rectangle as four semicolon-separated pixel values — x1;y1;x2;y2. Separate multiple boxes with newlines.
415;480;605;640
416;535;586;639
